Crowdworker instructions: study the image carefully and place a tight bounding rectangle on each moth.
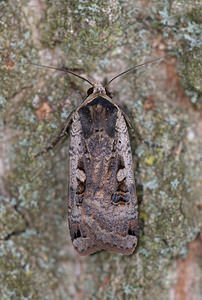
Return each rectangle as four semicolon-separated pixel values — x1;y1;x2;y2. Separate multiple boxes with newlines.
30;57;161;255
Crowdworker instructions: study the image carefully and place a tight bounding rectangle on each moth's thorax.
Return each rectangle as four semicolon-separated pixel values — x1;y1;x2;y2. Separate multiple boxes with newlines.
92;82;106;95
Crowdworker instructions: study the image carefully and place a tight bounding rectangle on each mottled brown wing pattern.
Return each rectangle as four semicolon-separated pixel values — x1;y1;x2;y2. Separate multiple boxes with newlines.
68;94;138;255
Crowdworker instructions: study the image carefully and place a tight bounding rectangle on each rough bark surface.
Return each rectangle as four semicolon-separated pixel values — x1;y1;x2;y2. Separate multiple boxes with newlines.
0;1;201;299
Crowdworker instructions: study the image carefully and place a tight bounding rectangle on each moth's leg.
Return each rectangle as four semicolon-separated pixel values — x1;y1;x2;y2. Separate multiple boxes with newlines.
34;110;75;158
34;131;66;158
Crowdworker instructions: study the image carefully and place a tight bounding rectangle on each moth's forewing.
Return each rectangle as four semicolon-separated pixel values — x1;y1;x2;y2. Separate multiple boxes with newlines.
68;94;138;255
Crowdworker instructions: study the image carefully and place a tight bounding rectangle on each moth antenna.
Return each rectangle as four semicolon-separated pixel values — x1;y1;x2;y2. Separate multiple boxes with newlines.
5;57;94;86
105;56;166;87
28;62;94;86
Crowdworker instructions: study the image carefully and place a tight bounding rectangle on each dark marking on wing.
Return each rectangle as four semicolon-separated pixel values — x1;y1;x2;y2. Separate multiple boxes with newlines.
78;106;93;139
78;96;117;139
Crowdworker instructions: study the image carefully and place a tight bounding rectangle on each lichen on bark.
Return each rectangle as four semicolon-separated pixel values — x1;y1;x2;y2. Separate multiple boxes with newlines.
0;1;201;299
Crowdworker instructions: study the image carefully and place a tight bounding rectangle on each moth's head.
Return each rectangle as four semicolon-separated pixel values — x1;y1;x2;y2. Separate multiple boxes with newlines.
87;82;105;96
87;82;112;98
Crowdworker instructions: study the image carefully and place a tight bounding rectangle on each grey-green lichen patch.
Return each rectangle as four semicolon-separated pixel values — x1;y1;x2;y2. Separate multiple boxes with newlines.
0;198;26;240
37;0;122;69
166;3;202;107
179;49;202;107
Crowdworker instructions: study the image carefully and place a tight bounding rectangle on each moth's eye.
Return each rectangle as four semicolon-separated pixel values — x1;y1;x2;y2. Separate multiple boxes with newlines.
87;87;93;96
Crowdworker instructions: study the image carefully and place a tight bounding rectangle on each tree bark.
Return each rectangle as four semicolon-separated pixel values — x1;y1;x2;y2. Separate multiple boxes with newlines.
0;1;201;299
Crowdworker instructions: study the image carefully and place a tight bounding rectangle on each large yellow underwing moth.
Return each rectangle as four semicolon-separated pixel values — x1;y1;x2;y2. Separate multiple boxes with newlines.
9;56;162;255
68;84;138;255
